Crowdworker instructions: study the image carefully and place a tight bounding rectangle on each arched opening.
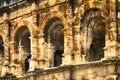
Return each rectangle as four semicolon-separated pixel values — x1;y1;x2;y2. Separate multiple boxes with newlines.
0;36;4;75
80;8;105;61
14;26;31;72
44;17;64;67
89;22;105;61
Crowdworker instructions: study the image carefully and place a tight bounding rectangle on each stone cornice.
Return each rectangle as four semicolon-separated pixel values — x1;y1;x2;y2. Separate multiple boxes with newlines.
0;59;120;79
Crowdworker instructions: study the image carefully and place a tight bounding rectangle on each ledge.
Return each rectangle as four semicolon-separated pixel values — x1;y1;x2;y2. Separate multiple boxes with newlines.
0;59;120;79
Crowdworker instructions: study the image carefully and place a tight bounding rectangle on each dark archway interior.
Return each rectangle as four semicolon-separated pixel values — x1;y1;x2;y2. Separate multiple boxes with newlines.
0;36;4;65
50;25;64;67
24;55;31;71
14;26;31;71
44;17;64;67
89;22;105;61
81;8;105;61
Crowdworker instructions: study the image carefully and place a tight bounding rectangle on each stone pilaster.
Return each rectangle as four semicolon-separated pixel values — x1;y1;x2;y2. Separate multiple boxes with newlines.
73;7;81;64
32;9;38;28
31;2;39;59
73;25;81;64
62;6;74;65
3;22;9;65
31;1;38;27
29;37;39;71
9;41;16;65
62;28;73;65
29;2;40;71
103;0;119;60
9;41;17;74
36;36;49;69
1;12;10;76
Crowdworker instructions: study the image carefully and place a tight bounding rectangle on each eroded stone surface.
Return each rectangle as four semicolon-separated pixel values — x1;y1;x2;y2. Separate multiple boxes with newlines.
0;0;119;80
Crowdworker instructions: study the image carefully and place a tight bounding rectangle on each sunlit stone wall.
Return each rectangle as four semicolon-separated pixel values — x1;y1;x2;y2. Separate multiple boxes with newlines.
0;0;119;80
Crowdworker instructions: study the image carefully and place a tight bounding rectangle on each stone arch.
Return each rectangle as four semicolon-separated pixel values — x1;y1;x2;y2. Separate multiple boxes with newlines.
12;20;34;38
80;8;106;61
12;20;33;72
42;16;64;67
39;11;66;35
14;26;31;72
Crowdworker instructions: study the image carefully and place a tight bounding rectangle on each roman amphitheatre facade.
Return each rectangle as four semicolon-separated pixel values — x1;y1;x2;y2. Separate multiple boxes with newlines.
0;0;120;80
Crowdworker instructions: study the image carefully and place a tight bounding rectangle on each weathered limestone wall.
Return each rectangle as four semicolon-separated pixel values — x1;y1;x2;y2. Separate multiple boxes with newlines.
0;60;119;80
73;61;118;80
0;0;119;80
